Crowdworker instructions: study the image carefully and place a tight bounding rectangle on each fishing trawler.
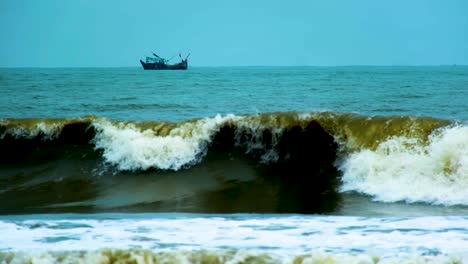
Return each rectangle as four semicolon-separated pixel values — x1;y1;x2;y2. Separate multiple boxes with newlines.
140;52;189;70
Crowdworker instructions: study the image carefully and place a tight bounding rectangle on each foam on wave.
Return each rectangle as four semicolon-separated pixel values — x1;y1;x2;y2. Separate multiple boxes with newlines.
0;119;66;139
91;115;240;170
1;112;466;206
90;114;297;170
340;125;468;205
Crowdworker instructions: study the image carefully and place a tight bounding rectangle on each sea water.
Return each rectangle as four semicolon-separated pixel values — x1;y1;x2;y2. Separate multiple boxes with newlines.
0;66;467;263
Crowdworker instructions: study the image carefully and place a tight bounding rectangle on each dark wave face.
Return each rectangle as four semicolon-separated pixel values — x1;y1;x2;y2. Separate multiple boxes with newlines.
1;112;466;214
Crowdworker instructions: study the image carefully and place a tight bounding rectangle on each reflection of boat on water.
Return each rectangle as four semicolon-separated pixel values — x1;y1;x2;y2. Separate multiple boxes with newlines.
140;52;190;70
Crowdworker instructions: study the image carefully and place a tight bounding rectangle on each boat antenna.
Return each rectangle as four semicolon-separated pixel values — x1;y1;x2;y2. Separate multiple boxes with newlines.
185;53;191;60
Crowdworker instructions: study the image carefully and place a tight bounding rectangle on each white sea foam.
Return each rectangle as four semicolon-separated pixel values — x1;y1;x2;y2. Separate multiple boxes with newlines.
0;121;64;139
340;125;468;205
92;115;239;170
0;215;467;263
233;117;284;163
91;114;291;170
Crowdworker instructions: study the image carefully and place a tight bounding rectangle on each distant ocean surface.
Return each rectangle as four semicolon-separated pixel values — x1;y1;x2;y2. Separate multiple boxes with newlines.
0;66;467;263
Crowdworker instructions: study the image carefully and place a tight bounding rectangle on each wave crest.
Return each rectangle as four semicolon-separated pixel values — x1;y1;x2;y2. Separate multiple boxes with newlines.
1;112;466;207
92;115;237;170
340;125;468;205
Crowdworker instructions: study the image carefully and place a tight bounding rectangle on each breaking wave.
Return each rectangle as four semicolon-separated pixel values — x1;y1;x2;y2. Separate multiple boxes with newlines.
340;125;468;205
0;111;467;210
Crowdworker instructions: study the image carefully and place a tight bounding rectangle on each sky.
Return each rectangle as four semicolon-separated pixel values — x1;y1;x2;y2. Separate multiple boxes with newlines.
1;0;467;67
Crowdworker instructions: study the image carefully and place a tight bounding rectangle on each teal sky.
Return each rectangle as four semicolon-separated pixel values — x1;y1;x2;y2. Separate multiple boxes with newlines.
1;0;467;67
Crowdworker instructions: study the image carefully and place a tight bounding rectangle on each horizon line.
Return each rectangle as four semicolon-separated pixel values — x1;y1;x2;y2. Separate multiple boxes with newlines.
1;64;467;69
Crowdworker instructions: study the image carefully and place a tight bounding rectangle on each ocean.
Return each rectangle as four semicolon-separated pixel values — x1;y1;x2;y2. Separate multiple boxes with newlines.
0;66;467;263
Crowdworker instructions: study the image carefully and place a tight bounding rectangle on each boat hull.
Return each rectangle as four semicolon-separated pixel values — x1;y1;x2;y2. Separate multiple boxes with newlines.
140;60;188;70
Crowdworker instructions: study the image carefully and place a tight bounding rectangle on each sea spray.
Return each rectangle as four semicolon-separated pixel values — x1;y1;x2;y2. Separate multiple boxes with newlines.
91;115;240;171
339;125;468;205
